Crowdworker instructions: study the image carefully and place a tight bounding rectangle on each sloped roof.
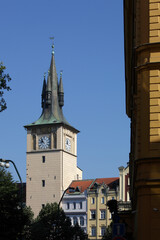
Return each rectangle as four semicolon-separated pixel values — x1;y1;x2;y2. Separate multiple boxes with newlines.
94;177;119;185
67;179;94;193
67;177;119;194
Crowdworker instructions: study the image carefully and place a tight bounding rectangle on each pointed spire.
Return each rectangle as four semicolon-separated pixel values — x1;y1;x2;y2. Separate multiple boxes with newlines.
58;70;64;108
25;41;77;130
41;73;47;109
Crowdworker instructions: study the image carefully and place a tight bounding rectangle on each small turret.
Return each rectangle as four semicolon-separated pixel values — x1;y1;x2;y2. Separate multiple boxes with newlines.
46;70;52;106
58;71;64;108
41;74;47;109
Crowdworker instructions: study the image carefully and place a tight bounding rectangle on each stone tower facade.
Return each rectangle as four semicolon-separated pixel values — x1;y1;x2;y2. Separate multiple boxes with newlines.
124;0;160;239
24;44;82;217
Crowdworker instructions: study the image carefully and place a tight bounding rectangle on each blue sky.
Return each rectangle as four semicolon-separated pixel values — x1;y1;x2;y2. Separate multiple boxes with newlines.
0;0;130;182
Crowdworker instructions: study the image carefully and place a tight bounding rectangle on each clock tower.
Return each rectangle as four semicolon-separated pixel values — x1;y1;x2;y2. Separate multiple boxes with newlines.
24;44;82;217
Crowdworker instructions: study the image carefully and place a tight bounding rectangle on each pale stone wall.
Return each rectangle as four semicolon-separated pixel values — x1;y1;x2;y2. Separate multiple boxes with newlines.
26;125;82;217
26;151;61;217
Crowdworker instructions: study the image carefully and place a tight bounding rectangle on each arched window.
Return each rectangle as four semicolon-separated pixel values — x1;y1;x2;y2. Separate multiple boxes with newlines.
80;216;84;226
73;216;78;226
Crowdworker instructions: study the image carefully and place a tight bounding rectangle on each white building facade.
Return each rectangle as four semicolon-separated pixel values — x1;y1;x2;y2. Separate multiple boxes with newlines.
62;191;87;233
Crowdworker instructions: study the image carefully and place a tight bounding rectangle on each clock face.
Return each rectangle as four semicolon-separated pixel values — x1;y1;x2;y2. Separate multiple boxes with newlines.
65;138;71;151
38;136;50;149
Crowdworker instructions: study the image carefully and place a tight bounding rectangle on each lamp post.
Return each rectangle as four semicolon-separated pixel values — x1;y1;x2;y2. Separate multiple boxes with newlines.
57;187;75;239
0;158;23;239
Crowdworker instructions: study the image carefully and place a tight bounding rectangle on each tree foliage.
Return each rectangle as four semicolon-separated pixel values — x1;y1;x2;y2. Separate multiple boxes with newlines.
102;224;112;240
0;167;33;240
0;62;11;112
30;202;88;240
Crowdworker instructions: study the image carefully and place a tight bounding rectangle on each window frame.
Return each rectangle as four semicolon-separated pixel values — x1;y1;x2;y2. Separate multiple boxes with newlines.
42;180;45;187
73;216;78;226
91;226;96;236
91;197;95;204
73;202;76;209
100;210;106;219
101;226;106;236
80;216;84;226
101;197;105;204
91;210;96;219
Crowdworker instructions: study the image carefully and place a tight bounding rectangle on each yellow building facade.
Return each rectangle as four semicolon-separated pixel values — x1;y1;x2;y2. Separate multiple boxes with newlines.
124;0;160;239
87;179;119;239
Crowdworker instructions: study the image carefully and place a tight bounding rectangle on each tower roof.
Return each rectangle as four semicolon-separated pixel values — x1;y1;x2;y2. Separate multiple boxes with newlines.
24;44;78;132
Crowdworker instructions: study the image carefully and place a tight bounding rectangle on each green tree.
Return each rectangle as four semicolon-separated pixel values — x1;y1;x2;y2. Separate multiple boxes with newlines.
102;224;112;240
0;167;33;240
30;202;87;240
0;62;11;112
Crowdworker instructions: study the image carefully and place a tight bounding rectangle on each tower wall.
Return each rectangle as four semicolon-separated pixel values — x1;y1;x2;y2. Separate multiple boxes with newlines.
26;151;61;217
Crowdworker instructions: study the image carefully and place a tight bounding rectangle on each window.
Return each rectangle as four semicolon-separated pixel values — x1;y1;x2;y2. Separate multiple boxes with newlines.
79;202;82;209
42;156;45;163
100;210;106;219
42;180;45;187
73;202;76;209
101;226;106;236
53;132;57;148
128;177;130;185
73;217;78;226
91;197;95;204
101;197;105;204
67;202;70;209
101;188;105;194
80;216;84;226
33;135;36;150
91;226;96;236
91;210;96;219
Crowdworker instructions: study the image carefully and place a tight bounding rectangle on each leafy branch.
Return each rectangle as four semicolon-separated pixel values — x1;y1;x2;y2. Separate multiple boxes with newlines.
0;62;11;112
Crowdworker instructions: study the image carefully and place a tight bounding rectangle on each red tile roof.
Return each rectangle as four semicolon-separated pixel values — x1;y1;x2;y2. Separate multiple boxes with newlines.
94;177;119;185
68;179;94;193
67;177;119;193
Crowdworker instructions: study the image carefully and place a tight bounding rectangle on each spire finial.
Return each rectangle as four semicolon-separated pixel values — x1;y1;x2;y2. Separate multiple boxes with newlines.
50;37;54;55
60;70;63;77
44;72;46;79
